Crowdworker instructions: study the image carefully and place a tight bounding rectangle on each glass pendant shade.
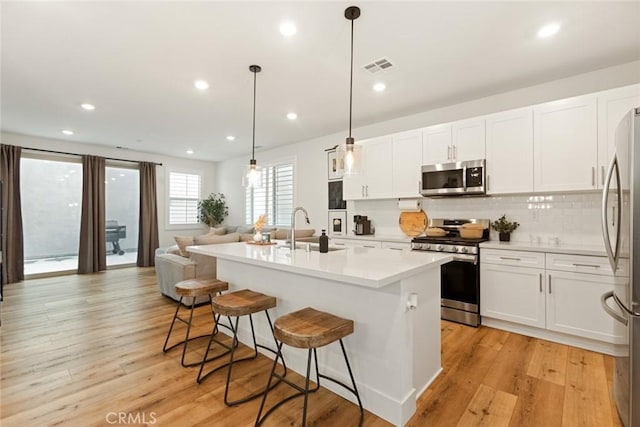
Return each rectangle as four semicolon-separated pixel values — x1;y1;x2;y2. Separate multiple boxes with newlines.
243;159;262;188
338;137;361;176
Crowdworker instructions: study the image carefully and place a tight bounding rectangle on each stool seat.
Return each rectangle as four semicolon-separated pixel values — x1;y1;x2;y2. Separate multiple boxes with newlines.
212;289;276;317
175;278;229;297
274;307;354;349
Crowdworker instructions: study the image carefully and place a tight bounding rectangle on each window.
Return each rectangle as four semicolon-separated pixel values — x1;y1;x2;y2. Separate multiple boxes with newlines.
245;162;294;227
168;171;201;225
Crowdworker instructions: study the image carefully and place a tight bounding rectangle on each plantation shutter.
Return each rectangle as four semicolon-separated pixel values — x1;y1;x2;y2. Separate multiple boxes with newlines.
245;162;294;227
169;172;201;225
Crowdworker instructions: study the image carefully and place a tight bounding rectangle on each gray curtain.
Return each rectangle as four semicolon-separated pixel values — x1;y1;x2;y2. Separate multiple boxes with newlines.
78;155;106;274
0;144;24;284
136;162;159;267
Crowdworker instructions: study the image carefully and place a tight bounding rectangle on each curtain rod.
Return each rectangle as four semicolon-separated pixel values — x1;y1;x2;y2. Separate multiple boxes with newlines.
23;147;162;166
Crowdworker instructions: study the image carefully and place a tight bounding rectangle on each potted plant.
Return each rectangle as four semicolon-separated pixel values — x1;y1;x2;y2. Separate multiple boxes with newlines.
198;193;229;227
491;214;520;242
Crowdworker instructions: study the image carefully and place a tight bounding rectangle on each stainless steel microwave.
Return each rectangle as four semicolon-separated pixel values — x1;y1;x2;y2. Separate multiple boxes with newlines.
420;159;486;197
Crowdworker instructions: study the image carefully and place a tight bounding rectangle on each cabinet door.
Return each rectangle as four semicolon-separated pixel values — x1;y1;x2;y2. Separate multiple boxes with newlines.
597;84;640;188
486;108;534;194
422;123;452;164
392;130;423;198
452;118;485;162
364;136;393;199
546;271;627;344
480;264;546;328
533;94;597;192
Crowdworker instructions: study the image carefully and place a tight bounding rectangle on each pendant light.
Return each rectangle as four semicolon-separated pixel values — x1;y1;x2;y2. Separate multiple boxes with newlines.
243;64;263;188
341;6;361;176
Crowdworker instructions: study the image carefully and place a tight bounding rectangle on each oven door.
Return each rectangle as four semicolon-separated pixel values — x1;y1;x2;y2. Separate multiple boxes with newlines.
440;254;480;326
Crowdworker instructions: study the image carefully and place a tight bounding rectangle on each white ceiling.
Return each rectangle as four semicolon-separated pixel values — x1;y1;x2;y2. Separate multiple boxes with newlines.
2;1;639;162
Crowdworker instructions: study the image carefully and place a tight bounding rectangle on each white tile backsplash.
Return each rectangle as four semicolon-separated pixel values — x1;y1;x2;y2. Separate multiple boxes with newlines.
349;191;605;248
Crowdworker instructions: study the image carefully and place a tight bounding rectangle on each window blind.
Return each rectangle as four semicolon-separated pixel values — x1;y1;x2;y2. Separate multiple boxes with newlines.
169;172;201;225
246;163;294;227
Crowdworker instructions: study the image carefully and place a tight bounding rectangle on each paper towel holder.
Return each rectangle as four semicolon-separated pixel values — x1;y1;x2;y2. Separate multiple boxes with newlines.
397;198;422;212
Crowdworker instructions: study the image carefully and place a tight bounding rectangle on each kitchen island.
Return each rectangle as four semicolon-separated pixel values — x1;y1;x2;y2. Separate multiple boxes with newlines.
187;242;451;426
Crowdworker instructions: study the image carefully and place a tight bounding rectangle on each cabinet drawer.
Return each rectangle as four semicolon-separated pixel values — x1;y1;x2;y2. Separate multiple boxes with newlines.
381;241;411;251
331;239;381;249
545;253;627;277
481;249;545;268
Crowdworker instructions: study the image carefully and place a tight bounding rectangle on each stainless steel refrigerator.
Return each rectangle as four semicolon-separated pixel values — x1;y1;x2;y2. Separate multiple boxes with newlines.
601;107;640;427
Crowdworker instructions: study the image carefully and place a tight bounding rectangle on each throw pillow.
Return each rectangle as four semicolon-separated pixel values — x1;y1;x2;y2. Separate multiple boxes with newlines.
237;225;255;234
194;232;240;245
224;225;238;233
209;226;227;235
174;236;194;257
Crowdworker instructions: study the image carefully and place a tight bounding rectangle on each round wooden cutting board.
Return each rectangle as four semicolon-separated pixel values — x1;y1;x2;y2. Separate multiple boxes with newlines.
398;210;428;237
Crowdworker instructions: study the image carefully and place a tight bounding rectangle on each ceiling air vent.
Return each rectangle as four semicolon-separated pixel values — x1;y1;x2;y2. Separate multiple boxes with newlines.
363;58;394;74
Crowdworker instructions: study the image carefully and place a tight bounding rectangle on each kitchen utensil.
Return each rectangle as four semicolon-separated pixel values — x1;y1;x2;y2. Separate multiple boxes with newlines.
399;210;428;237
460;223;485;239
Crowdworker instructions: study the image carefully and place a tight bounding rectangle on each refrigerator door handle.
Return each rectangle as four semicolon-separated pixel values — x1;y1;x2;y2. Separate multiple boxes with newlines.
601;155;620;271
601;291;628;326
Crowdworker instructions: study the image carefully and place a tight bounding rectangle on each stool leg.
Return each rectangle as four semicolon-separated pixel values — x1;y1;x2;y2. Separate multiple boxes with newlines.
301;348;314;427
265;310;287;375
255;341;284;426
339;339;364;427
162;296;184;353
179;296;198;367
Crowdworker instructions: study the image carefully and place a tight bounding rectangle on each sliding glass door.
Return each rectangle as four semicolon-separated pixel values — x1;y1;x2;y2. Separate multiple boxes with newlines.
105;166;139;267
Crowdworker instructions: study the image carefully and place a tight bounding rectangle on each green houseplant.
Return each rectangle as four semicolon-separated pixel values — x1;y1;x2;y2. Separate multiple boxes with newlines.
491;214;520;242
198;193;229;227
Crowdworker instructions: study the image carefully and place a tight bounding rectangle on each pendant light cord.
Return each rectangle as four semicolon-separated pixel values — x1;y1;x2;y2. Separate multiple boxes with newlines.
252;69;257;161
348;17;354;139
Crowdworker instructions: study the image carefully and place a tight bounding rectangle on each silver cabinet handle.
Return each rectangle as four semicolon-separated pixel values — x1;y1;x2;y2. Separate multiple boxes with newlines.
361;185;364;197
601;165;605;186
592;166;595;187
548;274;552;294
499;256;521;261
487;175;490;192
365;185;369;197
453;144;457;160
388;247;403;251
572;263;600;268
334;242;345;246
363;245;376;248
539;273;543;293
447;146;451;160
418;180;421;194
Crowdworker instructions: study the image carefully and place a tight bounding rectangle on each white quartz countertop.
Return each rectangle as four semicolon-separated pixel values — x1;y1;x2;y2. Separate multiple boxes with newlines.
330;234;412;243
188;242;451;288
480;241;607;257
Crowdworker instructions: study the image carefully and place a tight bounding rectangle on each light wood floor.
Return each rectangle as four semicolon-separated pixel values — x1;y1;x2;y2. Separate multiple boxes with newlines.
0;268;623;426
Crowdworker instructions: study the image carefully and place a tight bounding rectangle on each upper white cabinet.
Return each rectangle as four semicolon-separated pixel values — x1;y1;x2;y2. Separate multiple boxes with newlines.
533;94;598;192
597;84;640;188
485;107;534;194
452;118;486;162
422;123;452;164
343;136;393;200
392;130;423;198
422;119;485;165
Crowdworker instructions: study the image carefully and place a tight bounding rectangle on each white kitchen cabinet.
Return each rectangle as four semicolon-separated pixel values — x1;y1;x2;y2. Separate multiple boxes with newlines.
392;130;422;198
331;238;381;249
342;136;393;200
597;84;640;188
533;94;598;192
546;270;627;344
452;117;485;162
485;107;534;194
480;251;546;328
422;123;452;164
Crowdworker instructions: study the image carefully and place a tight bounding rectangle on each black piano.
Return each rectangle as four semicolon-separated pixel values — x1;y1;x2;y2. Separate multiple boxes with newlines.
106;220;126;255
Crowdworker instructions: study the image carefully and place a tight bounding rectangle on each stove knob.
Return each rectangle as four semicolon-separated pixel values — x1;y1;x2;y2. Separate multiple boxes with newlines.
451;247;458;253
424;244;431;250
460;247;468;253
436;245;444;251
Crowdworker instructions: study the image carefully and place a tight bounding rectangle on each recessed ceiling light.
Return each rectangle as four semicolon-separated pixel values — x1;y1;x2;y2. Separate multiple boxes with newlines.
80;103;95;111
373;82;386;92
279;21;297;37
186;149;194;154
194;80;209;90
62;129;74;135
287;112;298;120
119;173;125;177
537;22;561;38
226;135;235;141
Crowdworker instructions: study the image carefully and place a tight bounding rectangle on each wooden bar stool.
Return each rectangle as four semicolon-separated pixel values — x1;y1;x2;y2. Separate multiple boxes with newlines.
162;278;229;367
256;307;364;427
197;289;287;406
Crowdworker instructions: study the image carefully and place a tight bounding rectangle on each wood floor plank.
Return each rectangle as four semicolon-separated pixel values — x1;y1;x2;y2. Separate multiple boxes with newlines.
526;339;568;386
563;347;614;426
457;384;518;427
0;267;621;427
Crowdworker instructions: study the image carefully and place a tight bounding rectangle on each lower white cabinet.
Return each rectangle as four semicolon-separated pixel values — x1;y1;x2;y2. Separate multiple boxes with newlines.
480;262;545;328
480;248;626;345
380;241;412;251
331;238;381;249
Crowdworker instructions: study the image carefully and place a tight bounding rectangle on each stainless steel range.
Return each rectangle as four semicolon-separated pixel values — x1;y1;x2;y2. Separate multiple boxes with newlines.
411;218;490;327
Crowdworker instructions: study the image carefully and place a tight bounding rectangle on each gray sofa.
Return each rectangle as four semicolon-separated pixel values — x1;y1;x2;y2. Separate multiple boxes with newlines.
155;225;316;305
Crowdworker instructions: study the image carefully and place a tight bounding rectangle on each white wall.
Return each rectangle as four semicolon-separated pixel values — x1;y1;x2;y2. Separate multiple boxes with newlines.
215;60;640;241
1;131;217;248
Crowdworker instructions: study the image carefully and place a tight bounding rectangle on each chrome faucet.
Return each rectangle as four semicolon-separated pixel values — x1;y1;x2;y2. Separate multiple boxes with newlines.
290;206;310;249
